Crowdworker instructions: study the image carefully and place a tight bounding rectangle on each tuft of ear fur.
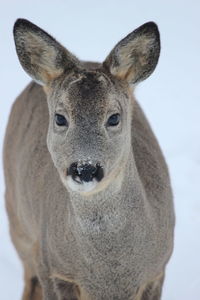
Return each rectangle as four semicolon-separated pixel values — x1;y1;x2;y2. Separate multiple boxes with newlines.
13;19;79;85
103;22;160;84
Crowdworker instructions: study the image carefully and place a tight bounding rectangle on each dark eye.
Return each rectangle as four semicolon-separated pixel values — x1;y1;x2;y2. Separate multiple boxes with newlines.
55;114;68;126
107;113;121;127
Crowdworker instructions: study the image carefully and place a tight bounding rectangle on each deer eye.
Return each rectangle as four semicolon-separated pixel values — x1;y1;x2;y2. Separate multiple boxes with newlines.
55;114;68;126
107;113;121;127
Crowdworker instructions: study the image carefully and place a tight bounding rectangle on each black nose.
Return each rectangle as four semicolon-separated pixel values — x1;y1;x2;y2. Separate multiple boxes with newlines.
67;162;104;183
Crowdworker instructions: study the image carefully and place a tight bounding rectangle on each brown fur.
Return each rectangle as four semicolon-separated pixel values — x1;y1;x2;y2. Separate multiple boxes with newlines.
4;19;175;299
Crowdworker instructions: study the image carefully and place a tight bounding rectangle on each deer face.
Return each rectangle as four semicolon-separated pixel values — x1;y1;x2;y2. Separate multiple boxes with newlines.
13;19;160;194
46;70;132;193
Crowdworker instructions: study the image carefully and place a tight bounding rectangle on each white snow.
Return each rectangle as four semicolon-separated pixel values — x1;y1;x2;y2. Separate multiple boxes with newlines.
0;1;200;299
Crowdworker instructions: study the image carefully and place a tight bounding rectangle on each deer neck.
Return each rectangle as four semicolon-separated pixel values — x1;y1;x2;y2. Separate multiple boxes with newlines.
67;149;146;236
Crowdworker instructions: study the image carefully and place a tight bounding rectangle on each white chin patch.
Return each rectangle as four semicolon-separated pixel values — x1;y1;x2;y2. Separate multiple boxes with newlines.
66;176;97;193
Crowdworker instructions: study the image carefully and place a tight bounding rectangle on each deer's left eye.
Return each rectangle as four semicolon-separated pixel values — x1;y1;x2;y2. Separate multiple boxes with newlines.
55;114;68;126
107;113;121;127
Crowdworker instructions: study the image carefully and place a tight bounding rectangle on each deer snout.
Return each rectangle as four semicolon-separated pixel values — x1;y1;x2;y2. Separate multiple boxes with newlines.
67;162;104;183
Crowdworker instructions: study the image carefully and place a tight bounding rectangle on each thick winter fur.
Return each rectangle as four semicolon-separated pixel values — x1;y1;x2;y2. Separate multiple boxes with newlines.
4;19;175;300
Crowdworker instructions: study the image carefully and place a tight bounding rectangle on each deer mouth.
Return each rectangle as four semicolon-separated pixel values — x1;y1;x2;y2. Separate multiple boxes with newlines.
66;176;98;193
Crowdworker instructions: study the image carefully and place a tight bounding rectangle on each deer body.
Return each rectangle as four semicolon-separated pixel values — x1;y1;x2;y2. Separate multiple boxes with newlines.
4;20;175;300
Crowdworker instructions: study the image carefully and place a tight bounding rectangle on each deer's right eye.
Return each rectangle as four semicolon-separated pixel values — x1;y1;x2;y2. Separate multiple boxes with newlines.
55;114;68;126
107;113;121;127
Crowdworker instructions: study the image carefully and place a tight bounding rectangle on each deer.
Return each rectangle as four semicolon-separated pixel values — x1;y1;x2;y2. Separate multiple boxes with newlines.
3;19;175;300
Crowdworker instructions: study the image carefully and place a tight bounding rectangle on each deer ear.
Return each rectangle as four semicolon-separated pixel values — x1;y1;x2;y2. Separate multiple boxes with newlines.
13;19;79;85
103;22;160;84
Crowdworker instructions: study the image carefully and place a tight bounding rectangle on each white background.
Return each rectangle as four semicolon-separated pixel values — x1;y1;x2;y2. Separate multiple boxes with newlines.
0;1;200;299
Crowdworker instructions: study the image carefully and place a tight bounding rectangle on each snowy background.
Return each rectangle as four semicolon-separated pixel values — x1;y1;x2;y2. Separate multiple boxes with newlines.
0;1;200;299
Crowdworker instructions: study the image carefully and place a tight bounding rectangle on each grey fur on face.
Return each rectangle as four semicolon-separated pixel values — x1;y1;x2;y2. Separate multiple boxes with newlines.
4;19;174;300
45;68;131;193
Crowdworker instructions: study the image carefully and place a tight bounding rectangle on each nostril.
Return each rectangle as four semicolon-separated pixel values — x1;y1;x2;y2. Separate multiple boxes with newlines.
95;163;104;182
67;162;104;183
67;162;79;182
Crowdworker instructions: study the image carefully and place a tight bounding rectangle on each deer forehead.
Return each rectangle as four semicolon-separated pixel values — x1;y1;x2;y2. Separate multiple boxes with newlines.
68;72;110;101
53;71;124;119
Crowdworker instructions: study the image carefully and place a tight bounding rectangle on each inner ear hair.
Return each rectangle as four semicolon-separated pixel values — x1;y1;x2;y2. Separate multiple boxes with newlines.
13;19;80;85
103;22;160;84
